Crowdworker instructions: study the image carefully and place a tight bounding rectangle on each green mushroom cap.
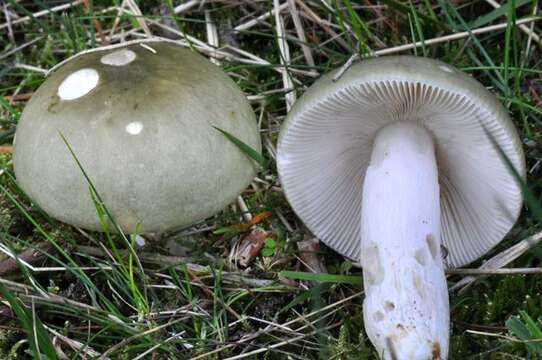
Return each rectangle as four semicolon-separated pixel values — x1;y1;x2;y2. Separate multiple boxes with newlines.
13;40;261;233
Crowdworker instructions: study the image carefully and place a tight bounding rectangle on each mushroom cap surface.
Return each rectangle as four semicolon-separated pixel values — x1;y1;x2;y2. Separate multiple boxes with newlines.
14;41;261;233
277;56;524;268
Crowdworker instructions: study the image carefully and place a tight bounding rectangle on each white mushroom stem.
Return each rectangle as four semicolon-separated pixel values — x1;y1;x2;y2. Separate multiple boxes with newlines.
360;121;449;360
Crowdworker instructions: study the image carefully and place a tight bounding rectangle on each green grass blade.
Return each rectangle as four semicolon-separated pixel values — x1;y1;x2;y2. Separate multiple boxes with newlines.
0;283;58;359
342;0;371;55
280;270;361;285
469;0;532;28
379;0;450;30
409;0;427;56
0;96;20;122
520;311;542;337
212;126;267;169
506;313;542;354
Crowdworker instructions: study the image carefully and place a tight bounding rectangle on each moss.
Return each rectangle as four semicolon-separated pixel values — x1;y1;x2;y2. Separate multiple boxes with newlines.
0;329;22;359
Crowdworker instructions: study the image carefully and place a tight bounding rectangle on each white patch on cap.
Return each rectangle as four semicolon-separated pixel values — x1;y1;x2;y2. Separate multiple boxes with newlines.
439;65;454;73
126;121;143;135
58;68;99;100
135;235;146;248
100;49;137;66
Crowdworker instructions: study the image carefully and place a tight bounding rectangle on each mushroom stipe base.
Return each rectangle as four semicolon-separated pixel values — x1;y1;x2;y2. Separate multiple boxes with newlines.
361;121;449;359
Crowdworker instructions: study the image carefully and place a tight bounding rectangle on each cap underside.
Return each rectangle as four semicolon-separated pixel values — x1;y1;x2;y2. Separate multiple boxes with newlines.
278;57;524;268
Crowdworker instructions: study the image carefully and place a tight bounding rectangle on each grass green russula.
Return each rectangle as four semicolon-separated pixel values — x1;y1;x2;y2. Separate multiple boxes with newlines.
13;40;261;233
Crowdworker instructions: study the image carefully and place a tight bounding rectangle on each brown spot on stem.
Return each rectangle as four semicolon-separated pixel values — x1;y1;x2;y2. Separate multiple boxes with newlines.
373;311;385;322
384;301;395;312
432;342;441;359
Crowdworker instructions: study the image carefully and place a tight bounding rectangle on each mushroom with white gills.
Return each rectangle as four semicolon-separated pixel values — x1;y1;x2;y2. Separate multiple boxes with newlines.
277;56;524;359
13;40;261;235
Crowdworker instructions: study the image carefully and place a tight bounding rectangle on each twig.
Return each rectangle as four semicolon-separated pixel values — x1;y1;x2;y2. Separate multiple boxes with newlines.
147;20;279;69
234;2;289;32
332;53;360;82
447;267;542;275
205;10;220;65
0;278;99;313
191;291;361;360
0;242;52;276
466;329;542;343
274;0;296;111
297;238;327;274
235;227;270;267
175;225;216;237
263;135;277;161
295;0;350;50
188;269;243;321
237;195;252;223
46;38;184;75
99;318;186;359
132;331;188;360
108;2;126;41
287;0;315;67
222;322;341;360
173;0;200;14
2;3;15;44
0;36;45;61
450;229;542;292
46;326;105;359
124;0;152;37
523;3;539;63
245;316;299;336
75;245;284;288
0;241;110;273
333;16;542;82
224;44;317;78
12;64;47;74
0;0;84;30
482;0;541;46
275;209;294;233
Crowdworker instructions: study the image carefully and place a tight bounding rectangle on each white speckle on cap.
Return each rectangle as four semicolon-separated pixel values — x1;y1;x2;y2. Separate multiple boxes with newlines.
100;49;136;66
439;65;454;73
126;121;143;135
135;235;146;248
58;68;99;100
